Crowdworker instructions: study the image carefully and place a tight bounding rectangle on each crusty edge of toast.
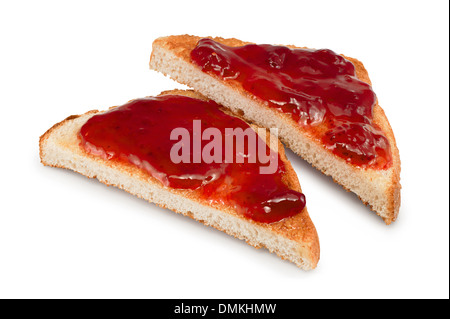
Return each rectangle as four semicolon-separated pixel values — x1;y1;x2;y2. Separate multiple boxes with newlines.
149;35;401;224
39;90;320;270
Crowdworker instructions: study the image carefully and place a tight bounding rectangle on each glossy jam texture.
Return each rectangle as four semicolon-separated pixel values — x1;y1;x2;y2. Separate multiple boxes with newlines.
191;39;392;169
79;95;305;223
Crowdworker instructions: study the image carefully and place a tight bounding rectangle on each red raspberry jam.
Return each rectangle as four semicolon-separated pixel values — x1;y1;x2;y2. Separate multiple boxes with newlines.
79;95;306;223
191;38;392;169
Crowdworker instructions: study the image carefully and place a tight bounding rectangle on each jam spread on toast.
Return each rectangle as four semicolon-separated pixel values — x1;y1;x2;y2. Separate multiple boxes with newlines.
79;95;305;223
191;39;392;169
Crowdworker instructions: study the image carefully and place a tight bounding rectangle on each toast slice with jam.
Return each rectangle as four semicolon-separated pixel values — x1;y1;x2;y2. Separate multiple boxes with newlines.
39;89;320;270
150;35;401;224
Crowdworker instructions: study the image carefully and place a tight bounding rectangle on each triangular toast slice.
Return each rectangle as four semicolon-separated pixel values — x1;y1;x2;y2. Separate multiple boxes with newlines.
39;89;320;270
150;35;401;224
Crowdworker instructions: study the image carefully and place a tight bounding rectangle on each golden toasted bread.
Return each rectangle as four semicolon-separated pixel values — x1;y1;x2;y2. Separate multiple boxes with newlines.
40;89;320;270
150;35;401;224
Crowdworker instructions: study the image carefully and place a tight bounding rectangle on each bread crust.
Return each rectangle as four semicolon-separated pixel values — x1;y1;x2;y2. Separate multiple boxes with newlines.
39;89;320;269
150;35;401;224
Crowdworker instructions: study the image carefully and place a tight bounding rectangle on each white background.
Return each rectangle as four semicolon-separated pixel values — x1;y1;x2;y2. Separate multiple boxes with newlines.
0;0;448;299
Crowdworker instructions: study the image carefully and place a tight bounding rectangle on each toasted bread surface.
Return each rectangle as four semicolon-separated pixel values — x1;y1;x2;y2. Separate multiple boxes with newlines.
150;35;401;224
39;89;320;270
